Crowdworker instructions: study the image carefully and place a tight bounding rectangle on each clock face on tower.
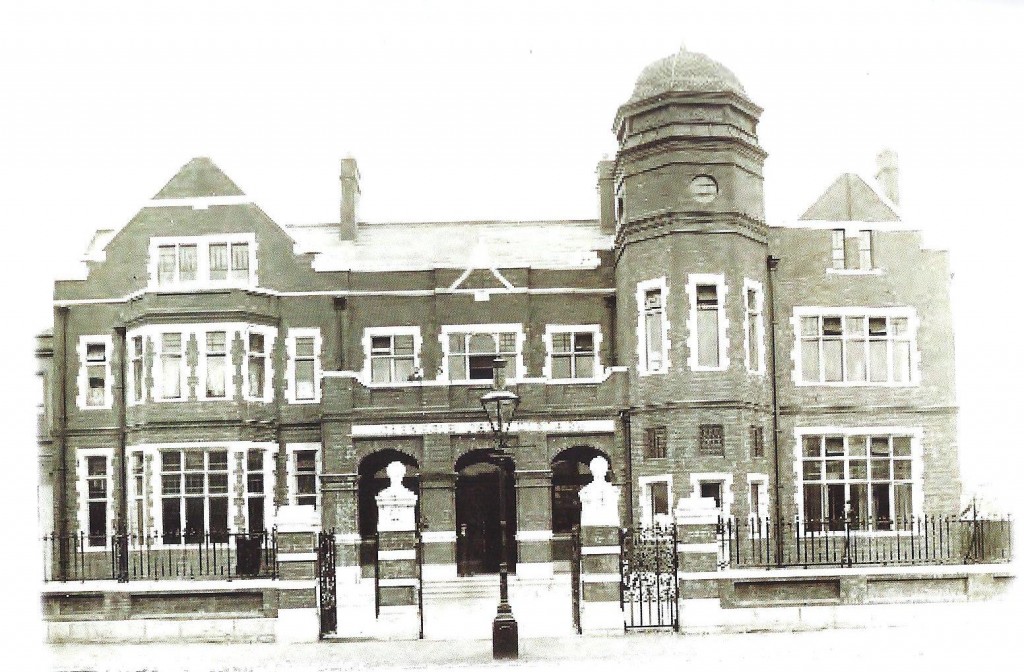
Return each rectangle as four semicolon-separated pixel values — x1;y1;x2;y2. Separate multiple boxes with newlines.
690;175;718;203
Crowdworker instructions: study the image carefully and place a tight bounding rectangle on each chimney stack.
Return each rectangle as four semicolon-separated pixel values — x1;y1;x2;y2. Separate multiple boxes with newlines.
597;159;616;235
875;149;899;206
340;157;360;240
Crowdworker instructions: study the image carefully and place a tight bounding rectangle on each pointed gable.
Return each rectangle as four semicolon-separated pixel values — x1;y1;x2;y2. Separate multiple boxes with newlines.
799;173;899;222
153;157;245;199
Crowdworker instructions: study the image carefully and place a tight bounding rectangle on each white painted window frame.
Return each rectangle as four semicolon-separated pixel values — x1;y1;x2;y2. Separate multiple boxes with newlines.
148;233;258;290
128;449;147;536
689;472;735;521
636;277;670;376
746;473;769;521
242;446;273;532
362;326;423;387
243;326;276;402
792;306;920;387
438;323;527;384
153;329;189;402
638;474;674;527
686;273;729;372
792;426;924;535
542;324;603;383
826;227;883;276
131;441;275;547
286;328;323;404
743;278;765;375
196;326;237;401
77;335;114;410
76;447;114;551
286;443;321;508
127;334;146;406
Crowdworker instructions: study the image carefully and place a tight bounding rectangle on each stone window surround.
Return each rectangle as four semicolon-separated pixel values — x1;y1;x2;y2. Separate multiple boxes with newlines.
147;233;258;290
791;426;924;534
689;471;735;520
742;277;766;375
285;442;321;509
746;472;769;520
636;277;670;376
437;322;527;385
541;323;604;383
685;272;730;372
361;326;423;387
638;474;673;527
76;335;113;411
285;327;323;404
75;447;114;550
791;306;920;387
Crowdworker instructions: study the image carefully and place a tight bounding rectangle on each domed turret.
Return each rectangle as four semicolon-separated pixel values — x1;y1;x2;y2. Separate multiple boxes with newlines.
627;47;746;102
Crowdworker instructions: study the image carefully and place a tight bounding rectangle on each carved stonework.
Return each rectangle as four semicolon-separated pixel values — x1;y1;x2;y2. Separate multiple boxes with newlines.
579;457;620;527
375;461;418;532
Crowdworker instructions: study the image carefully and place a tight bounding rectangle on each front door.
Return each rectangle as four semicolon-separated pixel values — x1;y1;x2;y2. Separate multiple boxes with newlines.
456;461;516;575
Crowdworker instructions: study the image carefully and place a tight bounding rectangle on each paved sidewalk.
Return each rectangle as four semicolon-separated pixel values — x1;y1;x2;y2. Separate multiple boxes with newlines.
41;600;1020;672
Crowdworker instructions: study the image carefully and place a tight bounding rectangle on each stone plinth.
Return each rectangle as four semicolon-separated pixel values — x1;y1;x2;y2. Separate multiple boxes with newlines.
578;457;624;634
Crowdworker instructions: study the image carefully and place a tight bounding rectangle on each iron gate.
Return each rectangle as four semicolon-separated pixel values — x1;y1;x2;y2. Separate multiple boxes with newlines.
619;525;679;630
317;530;337;637
570;524;582;634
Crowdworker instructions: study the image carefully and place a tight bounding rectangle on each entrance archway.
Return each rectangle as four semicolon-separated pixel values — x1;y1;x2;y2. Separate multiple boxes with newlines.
455;450;517;576
551;446;612;565
358;450;419;573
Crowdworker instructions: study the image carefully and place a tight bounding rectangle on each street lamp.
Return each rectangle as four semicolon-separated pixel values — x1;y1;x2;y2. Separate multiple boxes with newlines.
479;357;520;660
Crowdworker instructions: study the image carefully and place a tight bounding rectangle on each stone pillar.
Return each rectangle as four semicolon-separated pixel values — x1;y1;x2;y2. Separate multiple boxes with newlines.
322;472;360;584
514;468;554;578
273;505;320;643
419;471;457;579
578;457;624;633
674;496;720;599
375;462;421;638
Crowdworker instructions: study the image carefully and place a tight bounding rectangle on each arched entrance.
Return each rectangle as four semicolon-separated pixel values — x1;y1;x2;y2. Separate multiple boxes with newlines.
358;450;420;573
551;446;612;565
455;450;517;576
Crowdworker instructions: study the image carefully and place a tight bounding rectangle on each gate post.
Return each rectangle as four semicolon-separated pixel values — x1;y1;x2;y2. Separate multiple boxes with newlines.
673;496;721;609
375;461;422;639
274;504;321;643
578;457;624;634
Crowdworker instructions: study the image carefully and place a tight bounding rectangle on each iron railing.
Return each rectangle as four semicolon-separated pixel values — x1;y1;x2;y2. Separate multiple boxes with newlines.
42;529;278;582
718;515;1012;569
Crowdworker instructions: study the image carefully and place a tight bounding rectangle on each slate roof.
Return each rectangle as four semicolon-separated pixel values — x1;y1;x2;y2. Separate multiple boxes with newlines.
289;219;613;272
799;173;899;222
153;157;245;199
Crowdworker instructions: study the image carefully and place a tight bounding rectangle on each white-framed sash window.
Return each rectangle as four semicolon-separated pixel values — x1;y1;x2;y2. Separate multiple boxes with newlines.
286;443;321;508
77;448;114;548
686;273;729;371
743;279;765;375
543;324;602;381
636;277;669;375
149;233;257;289
363;326;421;385
77;336;113;410
439;324;525;383
286;328;322;403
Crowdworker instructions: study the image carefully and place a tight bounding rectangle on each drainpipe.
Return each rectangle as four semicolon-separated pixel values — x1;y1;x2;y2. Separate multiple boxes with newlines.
619;409;634;528
113;326;129;581
766;256;783;566
54;306;70;580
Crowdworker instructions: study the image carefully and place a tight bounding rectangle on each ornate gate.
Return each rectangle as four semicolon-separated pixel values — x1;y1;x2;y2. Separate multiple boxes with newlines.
317;530;337;637
619;525;679;630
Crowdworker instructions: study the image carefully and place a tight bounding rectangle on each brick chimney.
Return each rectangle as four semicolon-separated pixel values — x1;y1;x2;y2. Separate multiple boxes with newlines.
340;157;360;240
597;159;616;235
875;149;899;206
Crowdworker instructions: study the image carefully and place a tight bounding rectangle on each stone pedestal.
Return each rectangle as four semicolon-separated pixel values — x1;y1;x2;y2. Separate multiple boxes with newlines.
273;505;320;643
578;457;624;634
374;462;421;637
674;495;721;599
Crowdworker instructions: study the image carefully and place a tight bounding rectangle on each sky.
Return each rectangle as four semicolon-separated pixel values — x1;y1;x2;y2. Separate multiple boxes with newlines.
1;0;1022;643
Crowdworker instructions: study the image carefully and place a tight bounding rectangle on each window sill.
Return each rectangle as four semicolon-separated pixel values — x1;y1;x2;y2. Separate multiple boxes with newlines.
795;381;919;388
825;268;883;276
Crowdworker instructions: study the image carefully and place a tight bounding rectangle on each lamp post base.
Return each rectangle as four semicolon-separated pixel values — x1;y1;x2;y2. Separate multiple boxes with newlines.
492;611;519;659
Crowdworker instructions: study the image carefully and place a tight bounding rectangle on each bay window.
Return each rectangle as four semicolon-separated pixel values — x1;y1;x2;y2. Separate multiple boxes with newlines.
687;273;728;371
160;449;229;544
204;331;228;399
160;333;184;400
636;278;669;375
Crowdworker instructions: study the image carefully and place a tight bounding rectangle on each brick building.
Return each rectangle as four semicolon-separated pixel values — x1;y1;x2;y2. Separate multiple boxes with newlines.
36;46;959;585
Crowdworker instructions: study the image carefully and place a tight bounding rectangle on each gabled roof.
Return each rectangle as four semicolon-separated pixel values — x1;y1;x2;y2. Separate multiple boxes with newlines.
153;157;245;199
799;173;899;222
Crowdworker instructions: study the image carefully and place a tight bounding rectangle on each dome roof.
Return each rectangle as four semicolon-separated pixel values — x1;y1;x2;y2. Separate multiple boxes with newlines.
627;47;745;103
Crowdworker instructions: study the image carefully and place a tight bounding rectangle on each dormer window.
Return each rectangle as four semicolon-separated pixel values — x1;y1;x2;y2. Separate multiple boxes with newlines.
150;234;256;289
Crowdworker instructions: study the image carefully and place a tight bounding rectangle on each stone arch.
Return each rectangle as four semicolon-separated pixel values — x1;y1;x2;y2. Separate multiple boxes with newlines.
453;448;517;575
551;445;613;536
